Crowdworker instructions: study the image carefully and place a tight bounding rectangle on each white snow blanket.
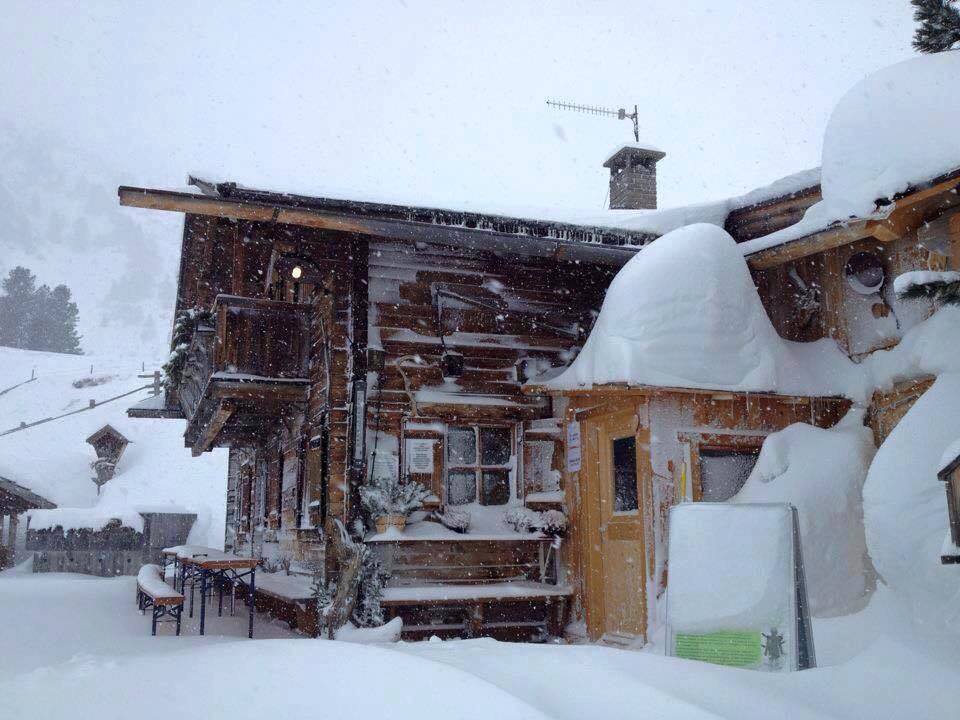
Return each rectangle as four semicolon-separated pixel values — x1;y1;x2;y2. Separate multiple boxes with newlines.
863;374;960;624
546;223;861;397
732;411;875;617
0;348;227;546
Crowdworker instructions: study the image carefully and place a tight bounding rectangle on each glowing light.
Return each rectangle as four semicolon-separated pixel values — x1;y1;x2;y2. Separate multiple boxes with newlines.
291;266;303;279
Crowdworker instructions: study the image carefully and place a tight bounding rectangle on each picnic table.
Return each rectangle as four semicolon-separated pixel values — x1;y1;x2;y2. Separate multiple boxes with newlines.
161;545;257;638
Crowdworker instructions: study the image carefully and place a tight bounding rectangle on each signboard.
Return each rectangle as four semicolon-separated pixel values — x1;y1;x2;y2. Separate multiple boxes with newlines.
566;422;582;473
405;439;435;475
665;503;815;672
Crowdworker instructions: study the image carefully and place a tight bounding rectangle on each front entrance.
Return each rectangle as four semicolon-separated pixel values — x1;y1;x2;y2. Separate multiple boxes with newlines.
581;409;650;643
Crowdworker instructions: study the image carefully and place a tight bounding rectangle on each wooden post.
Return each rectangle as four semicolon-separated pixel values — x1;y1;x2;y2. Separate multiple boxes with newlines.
7;513;18;562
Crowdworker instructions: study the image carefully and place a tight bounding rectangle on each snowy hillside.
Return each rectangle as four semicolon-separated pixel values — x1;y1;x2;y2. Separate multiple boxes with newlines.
0;347;227;547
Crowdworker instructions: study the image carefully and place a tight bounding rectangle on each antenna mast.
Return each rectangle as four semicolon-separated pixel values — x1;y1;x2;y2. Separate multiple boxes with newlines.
546;99;640;142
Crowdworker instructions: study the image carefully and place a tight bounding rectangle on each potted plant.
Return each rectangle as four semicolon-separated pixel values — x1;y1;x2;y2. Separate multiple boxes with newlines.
360;474;431;534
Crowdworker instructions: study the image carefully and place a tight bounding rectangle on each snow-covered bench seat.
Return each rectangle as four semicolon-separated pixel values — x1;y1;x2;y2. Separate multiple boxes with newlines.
136;564;184;636
380;581;572;641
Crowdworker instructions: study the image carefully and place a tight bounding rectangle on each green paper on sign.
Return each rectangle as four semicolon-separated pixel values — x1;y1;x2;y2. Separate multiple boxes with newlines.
675;631;762;667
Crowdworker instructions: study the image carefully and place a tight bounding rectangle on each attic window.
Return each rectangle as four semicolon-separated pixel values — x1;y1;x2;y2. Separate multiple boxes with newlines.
698;447;760;502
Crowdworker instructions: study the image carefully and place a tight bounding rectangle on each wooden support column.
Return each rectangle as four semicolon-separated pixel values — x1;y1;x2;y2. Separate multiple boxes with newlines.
191;402;235;456
949;214;960;270
346;235;369;533
8;513;18;552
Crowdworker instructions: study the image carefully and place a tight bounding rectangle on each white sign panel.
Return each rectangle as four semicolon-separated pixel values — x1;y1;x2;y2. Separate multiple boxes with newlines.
566;422;582;473
405;439;436;475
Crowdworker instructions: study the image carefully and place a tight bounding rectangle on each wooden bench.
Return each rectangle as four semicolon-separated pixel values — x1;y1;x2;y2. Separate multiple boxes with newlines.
136;564;184;636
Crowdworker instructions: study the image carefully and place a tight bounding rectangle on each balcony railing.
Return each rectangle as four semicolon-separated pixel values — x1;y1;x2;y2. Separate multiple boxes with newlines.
178;295;311;423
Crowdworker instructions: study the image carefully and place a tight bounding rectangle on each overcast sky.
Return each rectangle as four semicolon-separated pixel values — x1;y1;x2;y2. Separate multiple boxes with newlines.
0;1;920;355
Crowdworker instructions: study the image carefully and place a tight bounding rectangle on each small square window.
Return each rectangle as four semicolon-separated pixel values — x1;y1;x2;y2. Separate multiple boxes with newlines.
447;469;477;505
447;427;477;465
481;470;510;506
480;427;512;465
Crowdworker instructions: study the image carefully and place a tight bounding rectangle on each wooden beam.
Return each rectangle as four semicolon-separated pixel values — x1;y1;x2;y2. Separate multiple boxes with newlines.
746;175;960;269
117;187;639;267
191;402;235;456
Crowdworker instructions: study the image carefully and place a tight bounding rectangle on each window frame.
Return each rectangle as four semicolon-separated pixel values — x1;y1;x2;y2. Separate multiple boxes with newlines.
680;433;764;503
443;423;516;506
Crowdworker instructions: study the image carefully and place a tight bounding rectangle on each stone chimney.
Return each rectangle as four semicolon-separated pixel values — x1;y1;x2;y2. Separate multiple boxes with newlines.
604;145;666;210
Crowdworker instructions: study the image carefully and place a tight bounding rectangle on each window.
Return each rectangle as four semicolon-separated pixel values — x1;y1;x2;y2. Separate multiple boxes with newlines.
612;436;639;512
446;425;513;505
698;447;760;502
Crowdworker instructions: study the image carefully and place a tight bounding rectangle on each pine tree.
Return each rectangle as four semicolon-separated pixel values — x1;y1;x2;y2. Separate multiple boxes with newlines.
0;266;37;348
912;0;960;53
0;267;82;354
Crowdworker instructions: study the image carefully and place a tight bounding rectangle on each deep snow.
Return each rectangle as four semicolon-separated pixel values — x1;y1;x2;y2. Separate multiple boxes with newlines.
0;347;227;547
1;569;958;720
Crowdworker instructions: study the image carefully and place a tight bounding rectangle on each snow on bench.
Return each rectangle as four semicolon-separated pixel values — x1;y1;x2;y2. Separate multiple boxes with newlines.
137;564;183;605
136;564;184;636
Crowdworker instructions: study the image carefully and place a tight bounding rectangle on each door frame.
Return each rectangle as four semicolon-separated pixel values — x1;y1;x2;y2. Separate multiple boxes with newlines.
579;407;651;642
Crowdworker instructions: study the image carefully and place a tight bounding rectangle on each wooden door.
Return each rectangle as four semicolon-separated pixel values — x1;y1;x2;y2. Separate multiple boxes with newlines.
582;410;649;643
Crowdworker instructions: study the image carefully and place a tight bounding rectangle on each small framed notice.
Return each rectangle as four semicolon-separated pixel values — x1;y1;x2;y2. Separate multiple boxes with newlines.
566;421;582;473
405;439;435;475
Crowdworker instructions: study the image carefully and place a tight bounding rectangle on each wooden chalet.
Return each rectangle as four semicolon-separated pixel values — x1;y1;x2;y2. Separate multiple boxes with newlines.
121;140;960;643
119;147;662;639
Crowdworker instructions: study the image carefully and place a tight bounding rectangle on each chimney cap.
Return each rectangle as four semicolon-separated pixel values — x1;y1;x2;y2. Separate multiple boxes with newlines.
603;143;666;169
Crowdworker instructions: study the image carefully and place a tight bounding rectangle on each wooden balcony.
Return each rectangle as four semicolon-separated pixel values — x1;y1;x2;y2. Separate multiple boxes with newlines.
180;295;311;455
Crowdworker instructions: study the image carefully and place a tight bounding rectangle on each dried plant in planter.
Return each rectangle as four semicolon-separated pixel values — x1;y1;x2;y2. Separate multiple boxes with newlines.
360;474;431;533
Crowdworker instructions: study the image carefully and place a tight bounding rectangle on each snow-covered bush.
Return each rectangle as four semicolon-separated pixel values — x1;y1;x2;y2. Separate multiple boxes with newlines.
359;474;430;521
352;547;390;628
162;307;214;390
538;509;568;538
504;507;540;533
436;508;471;533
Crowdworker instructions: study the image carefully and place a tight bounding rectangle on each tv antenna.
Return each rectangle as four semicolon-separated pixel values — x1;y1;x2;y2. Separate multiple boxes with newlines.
546;100;640;142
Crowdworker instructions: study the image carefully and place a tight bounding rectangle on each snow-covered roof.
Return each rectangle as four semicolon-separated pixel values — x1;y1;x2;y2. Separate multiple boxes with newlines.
740;51;960;257
543;223;860;396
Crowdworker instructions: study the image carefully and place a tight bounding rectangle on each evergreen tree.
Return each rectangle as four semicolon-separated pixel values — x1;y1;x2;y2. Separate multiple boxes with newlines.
912;0;960;53
0;266;37;348
0;266;82;354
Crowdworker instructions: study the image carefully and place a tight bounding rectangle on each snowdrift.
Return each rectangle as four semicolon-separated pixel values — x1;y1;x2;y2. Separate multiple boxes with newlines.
733;411;875;617
546;223;862;397
863;374;960;624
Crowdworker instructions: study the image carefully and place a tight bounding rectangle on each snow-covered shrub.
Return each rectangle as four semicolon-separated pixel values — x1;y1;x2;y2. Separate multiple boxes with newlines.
436;508;470;533
504;507;541;533
310;565;336;637
360;474;430;521
538;509;568;538
352;547;390;628
162;307;214;390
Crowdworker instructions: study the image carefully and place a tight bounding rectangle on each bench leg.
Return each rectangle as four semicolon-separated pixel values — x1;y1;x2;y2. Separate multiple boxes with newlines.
175;604;182;636
199;571;207;635
248;569;255;639
151;606;159;636
189;575;195;618
218;579;224;617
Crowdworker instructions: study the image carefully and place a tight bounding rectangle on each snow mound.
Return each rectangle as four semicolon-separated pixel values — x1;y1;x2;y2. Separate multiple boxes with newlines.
863;374;960;624
821;51;960;219
547;224;861;397
667;503;794;634
732;410;876;617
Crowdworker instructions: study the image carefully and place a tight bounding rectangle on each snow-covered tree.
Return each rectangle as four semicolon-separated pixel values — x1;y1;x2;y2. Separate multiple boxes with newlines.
0;266;82;354
912;0;960;53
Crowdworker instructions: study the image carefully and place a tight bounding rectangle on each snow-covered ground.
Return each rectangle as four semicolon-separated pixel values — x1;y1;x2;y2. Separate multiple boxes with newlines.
0;566;957;720
0;347;227;548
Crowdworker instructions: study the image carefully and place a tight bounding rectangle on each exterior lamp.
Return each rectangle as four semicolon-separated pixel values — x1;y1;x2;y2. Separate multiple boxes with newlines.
291;265;303;280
